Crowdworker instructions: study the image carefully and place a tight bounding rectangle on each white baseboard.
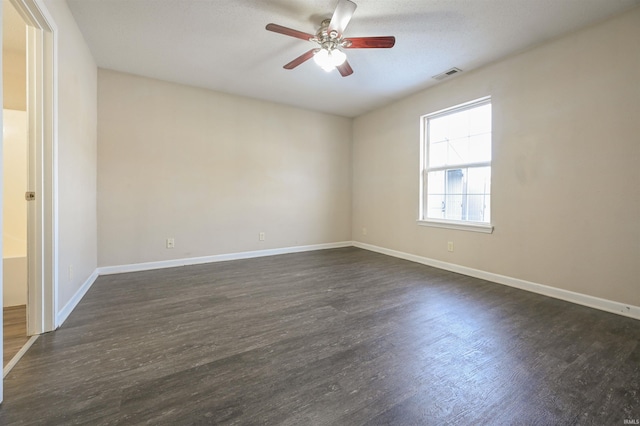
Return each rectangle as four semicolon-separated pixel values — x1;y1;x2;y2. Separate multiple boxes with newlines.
56;269;99;327
97;241;354;276
353;241;640;321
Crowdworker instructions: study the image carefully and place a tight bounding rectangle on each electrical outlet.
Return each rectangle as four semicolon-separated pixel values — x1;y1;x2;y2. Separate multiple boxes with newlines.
447;241;454;252
362;227;367;235
166;237;175;249
259;232;265;241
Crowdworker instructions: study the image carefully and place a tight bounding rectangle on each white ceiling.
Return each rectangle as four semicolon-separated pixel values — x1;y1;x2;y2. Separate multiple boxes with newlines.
66;0;639;118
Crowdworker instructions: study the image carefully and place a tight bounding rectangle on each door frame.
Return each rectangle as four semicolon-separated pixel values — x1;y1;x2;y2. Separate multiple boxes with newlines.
9;0;57;335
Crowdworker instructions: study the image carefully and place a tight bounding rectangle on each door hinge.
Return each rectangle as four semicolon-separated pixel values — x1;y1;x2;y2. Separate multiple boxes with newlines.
25;191;36;201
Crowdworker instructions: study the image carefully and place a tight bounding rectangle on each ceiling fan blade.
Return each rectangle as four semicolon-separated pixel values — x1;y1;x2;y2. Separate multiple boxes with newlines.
344;36;396;49
328;0;357;37
284;49;319;70
266;23;315;41
336;60;354;77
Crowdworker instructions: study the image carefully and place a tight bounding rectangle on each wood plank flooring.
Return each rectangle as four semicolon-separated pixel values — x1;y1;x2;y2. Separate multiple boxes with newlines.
0;247;638;424
3;305;28;367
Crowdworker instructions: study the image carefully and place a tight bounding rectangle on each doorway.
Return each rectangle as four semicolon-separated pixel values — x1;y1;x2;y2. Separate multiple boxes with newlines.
2;0;30;370
2;110;29;368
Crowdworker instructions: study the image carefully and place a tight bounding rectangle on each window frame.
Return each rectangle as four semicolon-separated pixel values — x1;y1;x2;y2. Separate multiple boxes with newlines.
418;96;494;234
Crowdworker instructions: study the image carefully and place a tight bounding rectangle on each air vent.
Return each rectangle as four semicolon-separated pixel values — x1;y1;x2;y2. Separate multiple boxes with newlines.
432;67;463;81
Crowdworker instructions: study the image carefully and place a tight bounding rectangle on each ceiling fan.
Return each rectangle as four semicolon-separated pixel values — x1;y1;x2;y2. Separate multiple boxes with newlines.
265;0;395;77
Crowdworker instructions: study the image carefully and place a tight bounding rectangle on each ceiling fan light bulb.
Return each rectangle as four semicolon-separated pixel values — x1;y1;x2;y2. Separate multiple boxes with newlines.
331;49;347;66
314;48;335;71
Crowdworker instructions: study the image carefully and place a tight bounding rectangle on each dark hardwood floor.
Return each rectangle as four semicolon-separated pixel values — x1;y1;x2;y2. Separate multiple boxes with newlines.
0;247;638;424
3;305;28;368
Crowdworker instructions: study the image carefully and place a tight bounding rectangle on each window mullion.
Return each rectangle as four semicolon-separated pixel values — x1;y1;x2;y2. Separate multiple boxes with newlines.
426;161;491;173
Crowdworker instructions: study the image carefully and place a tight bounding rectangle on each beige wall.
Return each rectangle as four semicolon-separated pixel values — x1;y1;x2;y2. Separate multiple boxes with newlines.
44;0;98;310
2;109;27;307
352;8;640;306
2;109;26;258
2;50;25;111
3;256;26;307
97;69;352;267
2;0;26;111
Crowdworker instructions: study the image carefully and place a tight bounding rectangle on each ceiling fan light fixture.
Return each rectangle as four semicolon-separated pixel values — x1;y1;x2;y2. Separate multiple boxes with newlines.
314;48;347;71
314;49;333;71
331;49;347;66
266;0;395;77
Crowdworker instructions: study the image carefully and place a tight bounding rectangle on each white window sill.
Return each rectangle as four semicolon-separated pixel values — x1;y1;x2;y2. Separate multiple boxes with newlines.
417;219;494;234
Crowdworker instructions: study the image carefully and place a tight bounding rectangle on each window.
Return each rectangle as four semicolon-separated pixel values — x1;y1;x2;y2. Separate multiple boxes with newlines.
419;97;493;232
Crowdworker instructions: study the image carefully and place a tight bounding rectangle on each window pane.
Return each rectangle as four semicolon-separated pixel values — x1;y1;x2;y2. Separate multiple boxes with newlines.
426;170;445;218
466;166;491;194
445;169;464;220
447;137;468;165
468;133;491;163
468;103;491;135
466;193;491;222
426;166;491;223
466;167;491;222
427;102;491;167
426;194;445;219
429;117;449;144
426;170;445;198
429;140;448;168
448;110;470;140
